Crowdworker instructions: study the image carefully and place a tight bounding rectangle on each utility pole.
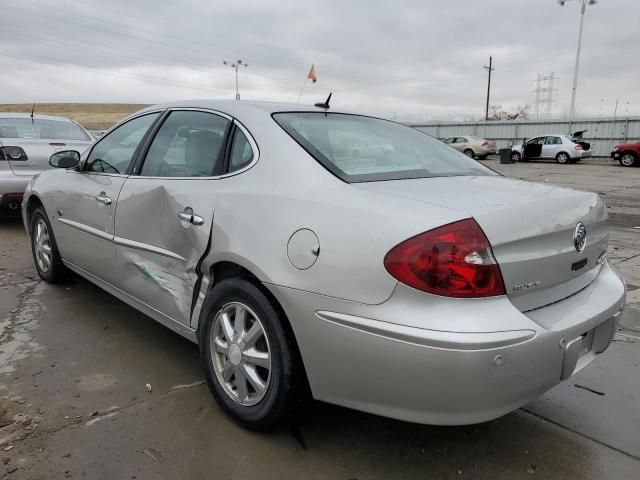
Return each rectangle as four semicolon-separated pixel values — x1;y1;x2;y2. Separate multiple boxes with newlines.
484;56;494;121
223;59;248;100
558;0;598;123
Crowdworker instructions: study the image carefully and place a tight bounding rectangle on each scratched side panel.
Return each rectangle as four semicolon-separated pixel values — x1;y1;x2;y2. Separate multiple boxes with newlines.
113;178;215;325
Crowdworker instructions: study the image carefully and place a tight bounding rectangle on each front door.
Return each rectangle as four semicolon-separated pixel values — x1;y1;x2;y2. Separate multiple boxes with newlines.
113;110;232;325
523;137;543;160
53;112;161;283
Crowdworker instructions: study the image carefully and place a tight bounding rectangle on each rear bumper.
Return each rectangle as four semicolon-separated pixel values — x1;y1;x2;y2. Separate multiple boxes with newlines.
269;262;625;425
577;150;592;159
0;172;29;213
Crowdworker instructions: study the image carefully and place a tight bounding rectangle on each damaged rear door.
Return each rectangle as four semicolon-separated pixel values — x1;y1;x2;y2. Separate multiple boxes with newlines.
112;109;232;326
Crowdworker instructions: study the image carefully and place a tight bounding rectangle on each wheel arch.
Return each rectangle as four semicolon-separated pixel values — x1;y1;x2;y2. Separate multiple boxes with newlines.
199;259;311;393
25;194;45;233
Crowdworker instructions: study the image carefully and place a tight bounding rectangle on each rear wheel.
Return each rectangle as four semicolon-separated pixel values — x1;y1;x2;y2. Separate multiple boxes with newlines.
477;155;488;160
199;278;305;430
620;153;637;167
463;149;475;158
556;152;570;164
30;207;69;283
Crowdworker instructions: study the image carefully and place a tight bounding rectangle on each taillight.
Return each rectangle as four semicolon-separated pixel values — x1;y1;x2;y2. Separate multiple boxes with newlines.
481;141;488;146
575;144;583;150
384;219;505;298
0;146;28;161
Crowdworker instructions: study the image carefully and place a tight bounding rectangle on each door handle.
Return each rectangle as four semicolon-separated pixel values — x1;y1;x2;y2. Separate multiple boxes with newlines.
177;208;204;226
95;192;112;205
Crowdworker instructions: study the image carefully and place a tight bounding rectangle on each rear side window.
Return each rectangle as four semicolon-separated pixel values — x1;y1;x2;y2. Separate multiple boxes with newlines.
228;129;254;173
140;111;230;177
273;113;494;182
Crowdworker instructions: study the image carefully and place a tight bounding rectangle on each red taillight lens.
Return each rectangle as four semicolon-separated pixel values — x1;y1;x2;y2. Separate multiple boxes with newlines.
575;144;583;150
482;141;488;146
384;219;505;298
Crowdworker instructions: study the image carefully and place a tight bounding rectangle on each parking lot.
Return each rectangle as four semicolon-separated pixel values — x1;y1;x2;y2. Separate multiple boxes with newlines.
1;160;639;480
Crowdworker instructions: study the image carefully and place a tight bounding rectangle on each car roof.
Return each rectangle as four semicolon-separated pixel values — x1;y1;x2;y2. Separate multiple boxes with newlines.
138;99;356;118
0;112;77;122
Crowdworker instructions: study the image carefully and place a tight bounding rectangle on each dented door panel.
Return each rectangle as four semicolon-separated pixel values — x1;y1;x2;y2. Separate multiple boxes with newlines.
113;178;215;325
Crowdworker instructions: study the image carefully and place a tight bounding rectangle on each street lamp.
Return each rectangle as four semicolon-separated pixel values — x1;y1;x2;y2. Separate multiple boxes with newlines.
223;59;248;100
558;0;598;123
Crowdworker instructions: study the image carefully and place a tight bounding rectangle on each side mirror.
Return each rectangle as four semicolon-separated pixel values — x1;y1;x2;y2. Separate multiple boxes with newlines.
49;150;81;168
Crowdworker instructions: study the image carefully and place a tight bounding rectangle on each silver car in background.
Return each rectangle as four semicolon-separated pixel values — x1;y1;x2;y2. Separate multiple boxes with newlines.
22;100;625;430
442;135;497;159
510;132;592;164
0;113;93;213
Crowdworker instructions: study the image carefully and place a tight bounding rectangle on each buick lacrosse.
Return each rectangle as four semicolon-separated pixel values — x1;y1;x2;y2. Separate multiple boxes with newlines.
22;100;626;430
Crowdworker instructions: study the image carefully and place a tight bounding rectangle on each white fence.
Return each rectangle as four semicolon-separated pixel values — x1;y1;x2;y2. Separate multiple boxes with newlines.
408;117;640;157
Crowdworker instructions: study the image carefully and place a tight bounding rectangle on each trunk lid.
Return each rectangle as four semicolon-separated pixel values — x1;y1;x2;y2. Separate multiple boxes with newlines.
1;139;91;176
357;175;608;312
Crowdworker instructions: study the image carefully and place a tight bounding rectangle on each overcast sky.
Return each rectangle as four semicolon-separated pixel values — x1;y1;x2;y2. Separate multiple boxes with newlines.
0;0;637;121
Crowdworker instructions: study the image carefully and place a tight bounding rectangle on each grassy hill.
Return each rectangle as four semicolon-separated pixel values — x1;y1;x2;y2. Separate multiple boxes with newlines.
0;103;149;131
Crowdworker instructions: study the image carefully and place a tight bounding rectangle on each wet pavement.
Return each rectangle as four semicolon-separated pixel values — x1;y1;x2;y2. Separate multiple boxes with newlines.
1;161;639;479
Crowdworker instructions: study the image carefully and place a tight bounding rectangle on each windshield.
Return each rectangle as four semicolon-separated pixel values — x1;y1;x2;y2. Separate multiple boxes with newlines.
273;112;495;182
0;118;91;141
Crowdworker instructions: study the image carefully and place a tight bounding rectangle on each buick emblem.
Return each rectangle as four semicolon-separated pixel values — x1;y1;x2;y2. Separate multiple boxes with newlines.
574;222;587;253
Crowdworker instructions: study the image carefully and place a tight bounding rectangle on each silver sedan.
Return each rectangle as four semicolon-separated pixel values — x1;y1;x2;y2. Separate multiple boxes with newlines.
21;101;625;430
0;113;93;213
510;133;593;164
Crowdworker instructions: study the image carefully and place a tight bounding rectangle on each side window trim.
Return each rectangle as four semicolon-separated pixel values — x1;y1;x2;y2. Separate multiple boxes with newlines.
132;108;234;179
220;119;260;177
82;110;164;176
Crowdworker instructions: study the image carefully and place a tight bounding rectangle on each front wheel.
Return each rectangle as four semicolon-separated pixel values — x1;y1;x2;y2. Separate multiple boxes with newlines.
511;151;522;162
463;149;475;158
199;278;305;430
620;153;637;167
30;207;70;283
556;152;570;164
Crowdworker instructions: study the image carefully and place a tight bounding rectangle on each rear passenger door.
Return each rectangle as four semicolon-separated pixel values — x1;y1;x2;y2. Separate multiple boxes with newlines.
112;109;256;326
542;136;562;158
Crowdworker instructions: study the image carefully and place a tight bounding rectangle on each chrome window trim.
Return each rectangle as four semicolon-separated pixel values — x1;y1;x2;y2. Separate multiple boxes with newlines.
79;109;166;176
131;109;260;181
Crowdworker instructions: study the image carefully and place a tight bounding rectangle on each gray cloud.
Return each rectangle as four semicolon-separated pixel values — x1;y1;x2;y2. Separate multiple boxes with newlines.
0;0;637;121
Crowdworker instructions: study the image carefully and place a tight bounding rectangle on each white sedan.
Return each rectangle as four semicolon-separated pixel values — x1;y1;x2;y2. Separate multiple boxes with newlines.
511;133;592;164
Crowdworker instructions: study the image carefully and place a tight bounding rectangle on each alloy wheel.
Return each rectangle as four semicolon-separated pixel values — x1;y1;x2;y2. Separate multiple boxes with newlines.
557;153;569;164
34;218;52;273
210;302;272;406
621;154;636;167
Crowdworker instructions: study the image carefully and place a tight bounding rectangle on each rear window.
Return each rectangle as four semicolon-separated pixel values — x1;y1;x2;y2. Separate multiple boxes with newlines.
273;112;494;182
0;118;91;141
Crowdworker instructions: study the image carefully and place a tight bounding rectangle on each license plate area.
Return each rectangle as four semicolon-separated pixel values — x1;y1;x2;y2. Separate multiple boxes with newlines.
560;316;617;380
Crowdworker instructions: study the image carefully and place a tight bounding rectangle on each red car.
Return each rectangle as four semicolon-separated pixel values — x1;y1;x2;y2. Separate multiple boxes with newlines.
611;142;639;167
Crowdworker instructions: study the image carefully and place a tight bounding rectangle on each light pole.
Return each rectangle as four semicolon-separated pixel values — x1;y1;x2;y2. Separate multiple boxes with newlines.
558;0;598;123
223;60;248;100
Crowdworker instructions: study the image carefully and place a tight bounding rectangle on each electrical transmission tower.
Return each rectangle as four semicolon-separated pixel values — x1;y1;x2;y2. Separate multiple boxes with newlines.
531;73;558;119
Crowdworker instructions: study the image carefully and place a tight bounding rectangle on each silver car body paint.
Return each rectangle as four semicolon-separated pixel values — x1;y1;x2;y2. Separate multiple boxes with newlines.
22;100;626;425
511;134;592;160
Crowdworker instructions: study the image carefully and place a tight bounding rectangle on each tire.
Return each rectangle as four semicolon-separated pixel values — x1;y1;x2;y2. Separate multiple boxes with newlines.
463;149;475;158
199;278;305;430
619;152;637;167
30;206;70;283
556;152;570;164
511;151;522;162
477;155;488;160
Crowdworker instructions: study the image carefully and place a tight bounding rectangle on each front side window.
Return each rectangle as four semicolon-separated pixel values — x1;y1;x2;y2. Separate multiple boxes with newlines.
140;111;230;177
85;113;160;174
273;113;494;182
526;137;544;146
0;118;91;141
